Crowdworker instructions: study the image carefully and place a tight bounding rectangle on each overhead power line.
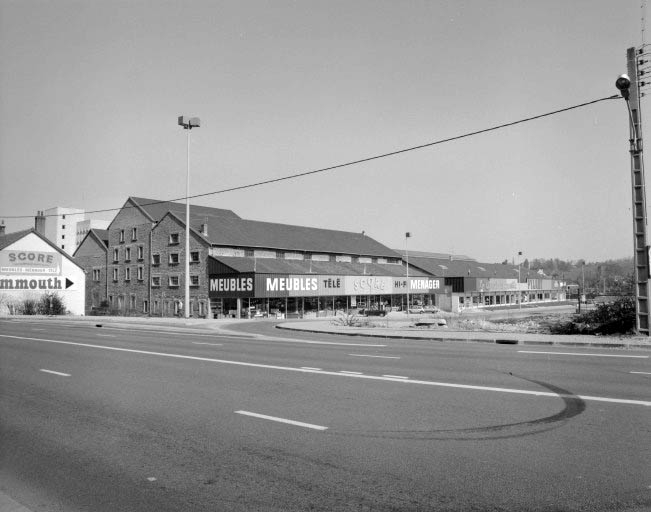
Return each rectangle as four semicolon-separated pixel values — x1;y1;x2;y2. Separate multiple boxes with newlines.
2;94;620;220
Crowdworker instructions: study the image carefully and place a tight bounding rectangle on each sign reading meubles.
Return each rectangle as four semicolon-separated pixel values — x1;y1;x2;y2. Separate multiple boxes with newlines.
209;273;442;298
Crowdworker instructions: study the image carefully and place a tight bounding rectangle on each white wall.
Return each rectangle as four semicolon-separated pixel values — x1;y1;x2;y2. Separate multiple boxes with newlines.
0;232;85;315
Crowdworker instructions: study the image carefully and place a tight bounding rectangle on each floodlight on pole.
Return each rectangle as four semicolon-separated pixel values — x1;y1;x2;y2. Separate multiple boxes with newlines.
405;232;411;315
178;115;200;319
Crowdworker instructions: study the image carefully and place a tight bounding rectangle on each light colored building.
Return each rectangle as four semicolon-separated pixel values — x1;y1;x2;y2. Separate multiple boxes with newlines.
43;207;85;255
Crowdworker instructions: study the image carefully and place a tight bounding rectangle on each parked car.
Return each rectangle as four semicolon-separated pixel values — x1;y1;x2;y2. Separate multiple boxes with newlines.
358;308;388;317
408;306;425;314
422;305;440;313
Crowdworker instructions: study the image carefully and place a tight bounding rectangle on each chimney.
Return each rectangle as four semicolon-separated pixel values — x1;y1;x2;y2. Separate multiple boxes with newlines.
201;221;208;236
0;220;5;236
35;211;46;235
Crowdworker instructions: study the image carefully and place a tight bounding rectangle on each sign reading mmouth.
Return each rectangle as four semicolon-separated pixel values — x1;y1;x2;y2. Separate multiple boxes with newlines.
0;277;65;290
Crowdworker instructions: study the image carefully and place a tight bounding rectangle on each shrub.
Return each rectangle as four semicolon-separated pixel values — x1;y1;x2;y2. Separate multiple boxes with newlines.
22;299;38;315
550;296;636;335
39;293;66;315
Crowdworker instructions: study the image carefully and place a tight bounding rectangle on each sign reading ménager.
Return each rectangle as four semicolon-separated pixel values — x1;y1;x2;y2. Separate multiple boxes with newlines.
0;250;62;275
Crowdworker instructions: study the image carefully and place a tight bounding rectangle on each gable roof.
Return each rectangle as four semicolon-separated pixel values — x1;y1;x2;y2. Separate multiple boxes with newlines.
129;196;241;223
136;196;398;258
0;228;32;251
0;228;84;269
73;228;109;257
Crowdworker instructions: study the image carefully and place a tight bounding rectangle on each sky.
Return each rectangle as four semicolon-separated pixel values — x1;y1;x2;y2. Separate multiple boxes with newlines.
0;0;647;263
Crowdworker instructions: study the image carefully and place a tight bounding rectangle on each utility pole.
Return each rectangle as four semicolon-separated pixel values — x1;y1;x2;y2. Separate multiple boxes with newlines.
616;48;650;335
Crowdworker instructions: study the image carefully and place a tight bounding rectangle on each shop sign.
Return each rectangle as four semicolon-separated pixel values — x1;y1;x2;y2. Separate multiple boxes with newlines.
254;274;319;297
393;279;408;291
477;278;518;292
0;250;62;275
209;273;255;298
0;276;72;291
344;275;393;295
409;278;442;292
318;275;344;296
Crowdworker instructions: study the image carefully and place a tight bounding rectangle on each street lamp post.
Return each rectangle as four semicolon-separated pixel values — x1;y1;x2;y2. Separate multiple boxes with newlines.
517;251;523;310
405;232;411;315
178;115;200;320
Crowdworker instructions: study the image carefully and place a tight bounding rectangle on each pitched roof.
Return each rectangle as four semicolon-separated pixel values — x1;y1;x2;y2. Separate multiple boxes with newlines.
0;228;32;250
73;228;109;257
394;249;475;261
129;197;240;222
210;256;429;277
406;256;521;279
140;197;398;258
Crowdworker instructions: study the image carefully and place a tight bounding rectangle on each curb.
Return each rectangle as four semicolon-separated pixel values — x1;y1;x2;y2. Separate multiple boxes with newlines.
274;325;651;349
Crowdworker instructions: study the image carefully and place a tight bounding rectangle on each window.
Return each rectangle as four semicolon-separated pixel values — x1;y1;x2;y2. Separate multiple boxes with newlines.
113;268;119;281
137;266;143;281
62;215;66;219
190;275;199;287
113;248;119;262
329;255;336;262
62;244;65;249
130;295;136;309
304;253;312;261
169;275;180;287
119;230;125;243
190;251;200;263
137;246;144;260
93;269;101;281
125;267;131;281
151;276;161;287
61;235;65;240
169;233;180;244
245;249;254;257
152;254;160;266
169;253;179;265
62;225;65;230
143;300;149;314
125;247;131;261
276;251;285;259
131;227;137;241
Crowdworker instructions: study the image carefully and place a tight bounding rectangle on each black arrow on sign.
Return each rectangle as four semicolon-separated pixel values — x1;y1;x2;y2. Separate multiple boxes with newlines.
65;278;73;289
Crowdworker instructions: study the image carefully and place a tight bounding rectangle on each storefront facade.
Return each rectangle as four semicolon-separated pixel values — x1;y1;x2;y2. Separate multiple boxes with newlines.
208;268;446;318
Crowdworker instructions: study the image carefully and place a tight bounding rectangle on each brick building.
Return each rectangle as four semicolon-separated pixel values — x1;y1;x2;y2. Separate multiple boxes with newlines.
74;196;424;317
73;229;108;313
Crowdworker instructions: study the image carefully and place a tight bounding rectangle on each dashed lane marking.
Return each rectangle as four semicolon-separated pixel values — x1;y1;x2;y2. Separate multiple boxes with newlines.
383;375;409;379
348;354;400;359
40;369;70;377
2;335;649;407
630;371;651;375
192;342;223;346
339;370;363;375
301;367;322;371
235;410;327;430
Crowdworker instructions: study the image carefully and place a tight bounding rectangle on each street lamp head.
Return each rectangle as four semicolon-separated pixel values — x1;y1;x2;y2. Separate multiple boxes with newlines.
615;74;631;99
178;115;201;129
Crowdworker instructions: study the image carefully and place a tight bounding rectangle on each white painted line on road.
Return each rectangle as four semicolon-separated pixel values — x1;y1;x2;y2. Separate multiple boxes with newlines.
40;369;70;377
4;335;650;407
383;375;409;379
348;354;401;359
235;410;327;430
32;328;46;331
630;371;651;375
518;351;648;359
192;342;223;346
301;367;322;371
339;370;363;375
96;334;116;337
147;477;157;482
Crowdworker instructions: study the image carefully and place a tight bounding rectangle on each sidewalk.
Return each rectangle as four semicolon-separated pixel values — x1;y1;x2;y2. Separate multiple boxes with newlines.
275;319;651;349
3;314;650;349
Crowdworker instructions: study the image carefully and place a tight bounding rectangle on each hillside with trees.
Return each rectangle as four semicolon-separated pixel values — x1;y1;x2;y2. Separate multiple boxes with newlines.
513;257;634;297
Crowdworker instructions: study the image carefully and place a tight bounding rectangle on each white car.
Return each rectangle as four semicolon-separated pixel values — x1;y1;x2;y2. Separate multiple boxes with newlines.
422;305;440;313
408;306;425;314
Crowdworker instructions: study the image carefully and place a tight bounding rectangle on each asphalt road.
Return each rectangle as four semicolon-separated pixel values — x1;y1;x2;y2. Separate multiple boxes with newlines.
1;318;649;511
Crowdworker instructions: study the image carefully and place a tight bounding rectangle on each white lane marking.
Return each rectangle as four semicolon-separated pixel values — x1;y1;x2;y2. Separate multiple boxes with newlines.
40;369;70;377
3;335;650;407
96;334;116;338
32;328;46;331
348;354;401;359
192;342;223;346
235;410;327;430
518;351;648;359
383;375;409;379
301;367;322;371
339;371;363;375
147;477;157;482
630;371;651;375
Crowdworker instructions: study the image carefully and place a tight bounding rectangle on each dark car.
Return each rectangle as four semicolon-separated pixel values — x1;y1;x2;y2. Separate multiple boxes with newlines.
358;308;387;317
